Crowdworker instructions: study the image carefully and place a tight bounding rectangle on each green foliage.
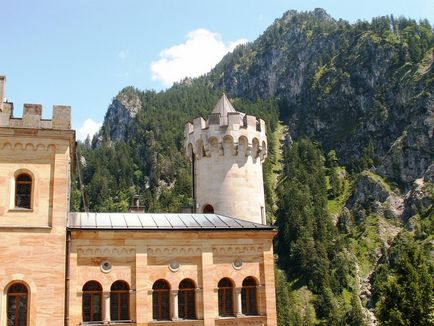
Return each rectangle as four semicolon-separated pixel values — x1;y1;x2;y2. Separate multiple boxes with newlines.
374;232;434;325
373;232;434;326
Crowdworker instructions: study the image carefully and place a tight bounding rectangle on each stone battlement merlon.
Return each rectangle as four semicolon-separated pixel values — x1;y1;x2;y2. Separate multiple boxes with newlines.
186;113;266;134
185;112;268;162
0;76;71;130
0;103;71;130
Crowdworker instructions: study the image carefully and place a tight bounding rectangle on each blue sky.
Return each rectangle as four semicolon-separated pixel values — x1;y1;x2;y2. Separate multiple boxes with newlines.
1;0;433;140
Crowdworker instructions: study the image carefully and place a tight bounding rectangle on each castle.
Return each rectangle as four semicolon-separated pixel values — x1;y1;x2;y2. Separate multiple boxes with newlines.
0;76;277;326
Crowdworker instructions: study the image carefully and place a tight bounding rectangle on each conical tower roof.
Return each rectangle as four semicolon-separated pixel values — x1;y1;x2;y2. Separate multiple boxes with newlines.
212;93;236;115
211;93;237;125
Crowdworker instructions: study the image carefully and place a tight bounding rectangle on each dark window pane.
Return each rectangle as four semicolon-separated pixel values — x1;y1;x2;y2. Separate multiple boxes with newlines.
15;174;32;209
82;294;91;322
111;281;129;291
179;279;196;320
110;293;119;320
83;281;102;291
242;282;258;315
17;174;31;182
7;295;17;326
18;296;27;326
152;280;170;320
7;292;28;326
153;280;169;290
92;294;101;321
83;282;102;322
120;293;129;320
218;278;234;317
161;291;170;320
8;284;28;294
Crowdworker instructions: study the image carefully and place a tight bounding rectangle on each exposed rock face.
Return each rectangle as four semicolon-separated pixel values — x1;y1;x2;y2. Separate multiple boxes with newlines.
208;9;434;189
403;177;434;221
378;102;434;187
346;171;404;220
102;87;141;142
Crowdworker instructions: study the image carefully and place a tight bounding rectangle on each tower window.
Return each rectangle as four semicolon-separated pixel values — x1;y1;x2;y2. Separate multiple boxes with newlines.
82;281;102;322
152;279;170;321
110;280;130;321
203;204;214;214
7;282;29;326
15;173;32;209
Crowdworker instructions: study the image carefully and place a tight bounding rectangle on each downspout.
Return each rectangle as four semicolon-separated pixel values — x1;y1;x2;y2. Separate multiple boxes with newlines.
192;152;196;213
64;229;71;326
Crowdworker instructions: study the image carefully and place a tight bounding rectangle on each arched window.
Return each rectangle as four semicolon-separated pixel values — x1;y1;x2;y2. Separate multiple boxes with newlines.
178;279;196;319
218;278;234;317
15;173;32;209
242;277;258;315
110;281;130;321
82;281;102;322
203;204;214;213
152;280;170;321
7;282;28;326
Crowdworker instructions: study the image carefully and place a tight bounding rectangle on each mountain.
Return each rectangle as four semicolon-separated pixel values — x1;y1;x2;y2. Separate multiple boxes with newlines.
73;9;434;326
208;8;433;187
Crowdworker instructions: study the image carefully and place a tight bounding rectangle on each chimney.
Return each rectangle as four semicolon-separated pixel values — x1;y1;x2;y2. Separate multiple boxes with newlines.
0;76;5;112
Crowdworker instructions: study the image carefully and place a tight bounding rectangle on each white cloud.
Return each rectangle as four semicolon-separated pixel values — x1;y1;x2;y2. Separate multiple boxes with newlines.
151;28;247;86
77;118;102;141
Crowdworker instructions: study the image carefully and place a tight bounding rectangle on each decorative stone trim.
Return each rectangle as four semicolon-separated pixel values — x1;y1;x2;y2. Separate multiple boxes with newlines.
147;246;201;257
212;245;263;256
0;142;56;151
77;246;135;257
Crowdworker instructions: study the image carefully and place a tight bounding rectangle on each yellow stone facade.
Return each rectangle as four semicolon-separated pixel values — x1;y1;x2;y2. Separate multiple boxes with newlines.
68;230;276;326
0;77;277;326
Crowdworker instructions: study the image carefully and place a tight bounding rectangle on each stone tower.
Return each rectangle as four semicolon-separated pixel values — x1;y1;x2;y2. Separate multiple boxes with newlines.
185;94;268;224
0;76;75;325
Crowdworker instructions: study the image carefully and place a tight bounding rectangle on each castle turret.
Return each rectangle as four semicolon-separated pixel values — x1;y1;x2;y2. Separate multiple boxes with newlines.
185;94;268;224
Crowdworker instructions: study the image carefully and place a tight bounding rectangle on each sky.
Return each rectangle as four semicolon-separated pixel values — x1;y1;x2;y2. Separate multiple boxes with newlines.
1;0;433;140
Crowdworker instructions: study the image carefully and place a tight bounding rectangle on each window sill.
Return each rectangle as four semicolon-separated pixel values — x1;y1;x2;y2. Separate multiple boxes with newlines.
8;208;33;213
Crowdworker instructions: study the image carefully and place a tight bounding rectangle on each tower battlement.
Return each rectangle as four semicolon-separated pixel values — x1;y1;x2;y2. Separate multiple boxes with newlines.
185;96;267;161
0;76;71;130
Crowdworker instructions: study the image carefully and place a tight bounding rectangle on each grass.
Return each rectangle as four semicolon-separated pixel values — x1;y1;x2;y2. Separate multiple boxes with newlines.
327;167;353;216
269;121;286;211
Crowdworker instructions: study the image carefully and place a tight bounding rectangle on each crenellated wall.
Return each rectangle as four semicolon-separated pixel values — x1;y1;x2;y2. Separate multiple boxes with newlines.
185;101;268;224
0;102;71;130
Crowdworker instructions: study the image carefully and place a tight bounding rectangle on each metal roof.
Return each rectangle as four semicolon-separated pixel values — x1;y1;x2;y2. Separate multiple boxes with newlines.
67;212;274;230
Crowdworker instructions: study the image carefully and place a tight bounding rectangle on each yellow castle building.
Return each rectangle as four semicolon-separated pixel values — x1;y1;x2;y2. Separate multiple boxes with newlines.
0;76;277;326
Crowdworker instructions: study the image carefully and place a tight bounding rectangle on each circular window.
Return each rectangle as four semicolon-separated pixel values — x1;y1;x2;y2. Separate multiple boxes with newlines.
168;261;180;272
100;261;112;273
232;258;243;270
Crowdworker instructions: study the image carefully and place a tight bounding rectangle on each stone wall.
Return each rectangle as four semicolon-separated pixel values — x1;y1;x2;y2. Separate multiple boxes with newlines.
69;230;277;326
